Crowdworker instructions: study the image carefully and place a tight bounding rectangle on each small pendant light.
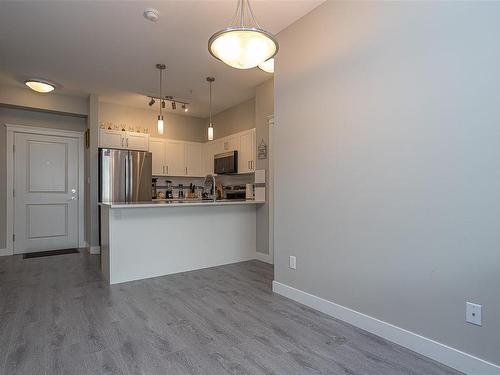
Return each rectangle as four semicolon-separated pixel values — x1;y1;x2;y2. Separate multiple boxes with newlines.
208;0;278;70
207;77;215;141
156;64;166;135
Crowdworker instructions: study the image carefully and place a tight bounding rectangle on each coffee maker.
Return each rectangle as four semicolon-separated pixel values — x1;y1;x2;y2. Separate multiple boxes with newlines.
151;178;158;199
165;180;174;199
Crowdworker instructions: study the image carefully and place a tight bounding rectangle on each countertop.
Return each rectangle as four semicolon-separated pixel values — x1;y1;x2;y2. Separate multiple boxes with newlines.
99;199;264;209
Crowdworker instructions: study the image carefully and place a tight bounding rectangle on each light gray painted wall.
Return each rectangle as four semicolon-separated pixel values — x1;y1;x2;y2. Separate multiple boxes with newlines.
274;1;500;365
0;106;87;249
99;102;206;142
0;85;88;116
208;98;255;141
255;79;274;255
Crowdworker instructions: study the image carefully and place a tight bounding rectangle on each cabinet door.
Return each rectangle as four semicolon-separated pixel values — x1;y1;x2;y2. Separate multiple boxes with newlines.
222;136;239;152
149;138;166;175
165;141;186;176
238;129;255;173
185;143;203;177
99;129;125;149
125;132;149;151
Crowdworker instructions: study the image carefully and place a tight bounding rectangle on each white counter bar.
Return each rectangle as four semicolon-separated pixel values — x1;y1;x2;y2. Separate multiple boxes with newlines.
99;199;263;284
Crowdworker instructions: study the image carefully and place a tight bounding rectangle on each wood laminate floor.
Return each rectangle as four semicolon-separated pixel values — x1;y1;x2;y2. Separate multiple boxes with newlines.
0;251;461;375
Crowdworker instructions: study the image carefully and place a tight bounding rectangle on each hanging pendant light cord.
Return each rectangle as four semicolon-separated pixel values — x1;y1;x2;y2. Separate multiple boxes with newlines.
209;80;212;125
159;69;162;118
229;0;260;29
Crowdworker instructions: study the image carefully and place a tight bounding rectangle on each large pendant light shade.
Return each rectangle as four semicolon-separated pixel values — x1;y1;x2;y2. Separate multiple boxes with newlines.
208;0;278;69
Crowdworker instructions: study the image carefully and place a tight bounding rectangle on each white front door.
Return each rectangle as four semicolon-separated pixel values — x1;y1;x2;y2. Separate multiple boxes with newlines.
14;132;79;253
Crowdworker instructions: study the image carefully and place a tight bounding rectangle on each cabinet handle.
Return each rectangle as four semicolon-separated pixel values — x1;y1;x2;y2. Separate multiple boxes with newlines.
185;166;188;175
166;165;169;174
126;138;129;147
248;161;250;169
162;166;165;174
121;138;124;147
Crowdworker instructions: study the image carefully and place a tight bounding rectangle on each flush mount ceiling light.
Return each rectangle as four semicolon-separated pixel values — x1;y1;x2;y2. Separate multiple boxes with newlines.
208;0;278;69
24;79;56;93
258;58;274;73
207;77;215;141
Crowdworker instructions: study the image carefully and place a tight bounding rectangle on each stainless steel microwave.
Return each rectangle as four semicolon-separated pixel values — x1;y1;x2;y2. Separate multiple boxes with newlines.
214;151;238;174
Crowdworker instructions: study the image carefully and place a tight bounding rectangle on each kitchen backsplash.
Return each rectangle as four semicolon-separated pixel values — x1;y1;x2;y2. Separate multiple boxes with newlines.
153;173;255;199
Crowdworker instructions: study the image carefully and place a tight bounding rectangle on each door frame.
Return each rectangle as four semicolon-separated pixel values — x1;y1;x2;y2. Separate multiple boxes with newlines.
5;124;85;255
268;115;275;265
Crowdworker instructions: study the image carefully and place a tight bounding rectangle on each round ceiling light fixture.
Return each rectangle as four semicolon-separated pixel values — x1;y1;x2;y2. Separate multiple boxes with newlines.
24;79;56;93
258;58;274;73
143;8;160;22
208;0;278;70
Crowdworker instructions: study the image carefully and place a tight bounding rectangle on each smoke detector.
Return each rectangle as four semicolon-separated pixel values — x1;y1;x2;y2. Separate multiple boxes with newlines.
143;8;159;22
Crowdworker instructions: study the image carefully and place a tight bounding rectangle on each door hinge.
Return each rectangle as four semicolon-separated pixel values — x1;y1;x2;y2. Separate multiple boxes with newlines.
12;234;15;242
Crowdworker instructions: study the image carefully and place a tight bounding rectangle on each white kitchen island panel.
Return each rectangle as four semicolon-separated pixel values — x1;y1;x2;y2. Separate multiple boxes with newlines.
100;202;258;284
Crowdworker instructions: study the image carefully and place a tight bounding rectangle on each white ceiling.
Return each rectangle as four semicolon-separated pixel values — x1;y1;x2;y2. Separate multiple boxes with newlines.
0;1;322;117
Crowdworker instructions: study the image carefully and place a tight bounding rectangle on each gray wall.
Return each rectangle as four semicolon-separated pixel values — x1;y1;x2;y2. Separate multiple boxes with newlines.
0;106;87;249
99;102;207;142
274;1;500;366
255;79;274;255
208;98;255;141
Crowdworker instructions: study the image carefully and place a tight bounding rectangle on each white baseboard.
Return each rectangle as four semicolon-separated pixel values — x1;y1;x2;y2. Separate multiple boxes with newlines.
0;248;13;257
272;281;500;375
89;246;100;255
254;251;273;264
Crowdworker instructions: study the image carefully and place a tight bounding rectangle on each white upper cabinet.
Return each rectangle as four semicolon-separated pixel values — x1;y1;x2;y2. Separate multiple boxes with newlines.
98;129;124;149
185;142;203;177
238;129;256;173
125;132;149;151
99;129;149;151
149;138;167;175
166;140;186;176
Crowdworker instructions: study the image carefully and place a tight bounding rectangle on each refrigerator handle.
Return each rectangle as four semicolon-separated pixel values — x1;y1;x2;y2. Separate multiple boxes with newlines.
125;152;131;202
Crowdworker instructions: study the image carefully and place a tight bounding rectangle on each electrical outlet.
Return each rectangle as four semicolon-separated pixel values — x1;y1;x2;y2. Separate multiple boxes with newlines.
289;256;296;270
466;302;482;326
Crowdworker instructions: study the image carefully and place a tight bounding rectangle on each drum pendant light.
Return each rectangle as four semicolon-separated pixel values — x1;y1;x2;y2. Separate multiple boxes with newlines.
208;0;278;69
207;77;215;141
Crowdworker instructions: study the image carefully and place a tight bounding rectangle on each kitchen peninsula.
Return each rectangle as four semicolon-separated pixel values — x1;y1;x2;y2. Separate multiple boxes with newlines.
99;199;263;284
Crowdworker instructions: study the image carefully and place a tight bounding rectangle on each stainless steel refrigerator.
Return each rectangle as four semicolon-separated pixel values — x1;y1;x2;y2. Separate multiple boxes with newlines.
99;148;152;202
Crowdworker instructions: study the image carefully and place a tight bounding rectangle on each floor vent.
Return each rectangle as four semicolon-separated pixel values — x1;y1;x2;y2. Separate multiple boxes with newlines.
23;248;80;259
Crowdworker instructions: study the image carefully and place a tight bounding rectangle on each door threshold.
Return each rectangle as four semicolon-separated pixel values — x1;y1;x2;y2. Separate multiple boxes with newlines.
22;248;80;259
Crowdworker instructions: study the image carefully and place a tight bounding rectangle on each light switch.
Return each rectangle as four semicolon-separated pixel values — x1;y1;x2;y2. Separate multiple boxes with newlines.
289;256;296;270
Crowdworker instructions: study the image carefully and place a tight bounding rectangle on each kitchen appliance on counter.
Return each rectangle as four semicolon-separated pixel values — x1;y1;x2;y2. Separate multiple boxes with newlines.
214;151;238;174
224;184;248;200
178;184;185;199
152;178;158;199
165;180;174;199
99;148;152;203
